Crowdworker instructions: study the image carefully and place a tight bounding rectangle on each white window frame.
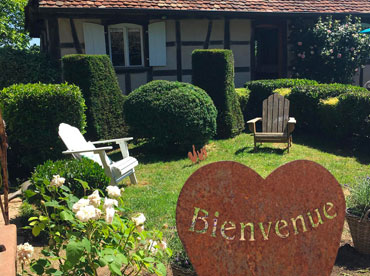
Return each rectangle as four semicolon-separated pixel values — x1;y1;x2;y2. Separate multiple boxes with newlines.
108;23;144;67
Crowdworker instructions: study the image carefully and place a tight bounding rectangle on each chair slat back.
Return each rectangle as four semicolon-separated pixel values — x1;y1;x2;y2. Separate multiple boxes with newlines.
262;94;290;133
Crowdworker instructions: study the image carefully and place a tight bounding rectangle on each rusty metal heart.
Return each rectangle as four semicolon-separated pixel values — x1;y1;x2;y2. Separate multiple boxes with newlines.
176;160;345;276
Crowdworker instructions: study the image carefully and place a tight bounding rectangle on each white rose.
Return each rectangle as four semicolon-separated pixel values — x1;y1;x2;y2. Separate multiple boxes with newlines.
106;186;121;198
76;205;98;222
103;197;118;210
17;243;34;264
105;207;115;224
132;213;146;226
72;198;90;213
50;175;65;187
148;239;158;254
88;190;101;208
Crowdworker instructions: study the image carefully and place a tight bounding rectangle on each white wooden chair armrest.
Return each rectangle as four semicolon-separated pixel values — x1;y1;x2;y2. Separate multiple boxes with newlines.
288;117;296;124
287;117;296;134
91;137;133;144
247;117;262;133
62;146;113;155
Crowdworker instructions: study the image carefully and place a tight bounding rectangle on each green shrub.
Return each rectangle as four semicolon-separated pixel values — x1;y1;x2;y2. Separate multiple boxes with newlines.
245;79;318;120
0;83;86;175
0;46;60;89
235;88;250;128
26;158;110;203
62;54;126;141
123;80;217;151
336;91;370;143
288;83;367;131
317;97;340;140
192;49;244;138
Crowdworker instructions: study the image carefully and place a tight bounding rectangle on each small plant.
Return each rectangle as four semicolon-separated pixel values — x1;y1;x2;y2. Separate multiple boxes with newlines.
187;145;207;164
20;175;171;276
347;176;370;219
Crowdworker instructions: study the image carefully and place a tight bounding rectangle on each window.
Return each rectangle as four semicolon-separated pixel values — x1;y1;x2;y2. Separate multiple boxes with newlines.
108;24;144;67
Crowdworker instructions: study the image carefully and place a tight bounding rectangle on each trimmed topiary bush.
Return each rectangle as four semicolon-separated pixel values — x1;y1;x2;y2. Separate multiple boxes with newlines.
317;97;341;140
288;83;368;131
26;158;110;203
192;49;244;138
62;54;126;141
0;46;61;89
123;80;217;151
0;83;86;175
235;88;250;128
245;79;318;120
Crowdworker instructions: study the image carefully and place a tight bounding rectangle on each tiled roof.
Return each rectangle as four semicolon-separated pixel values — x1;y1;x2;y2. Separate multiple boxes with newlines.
38;0;370;14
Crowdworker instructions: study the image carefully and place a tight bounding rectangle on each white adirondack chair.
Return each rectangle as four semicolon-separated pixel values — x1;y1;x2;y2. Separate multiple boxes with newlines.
58;123;138;185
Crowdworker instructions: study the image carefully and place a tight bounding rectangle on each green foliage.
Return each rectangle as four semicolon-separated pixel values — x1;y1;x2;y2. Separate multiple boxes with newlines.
21;177;171;275
290;16;370;84
347;177;370;218
192;49;244;138
288;83;367;132
317;97;340;139
19;201;40;227
0;83;86;174
123;80;217;151
27;158;110;203
245;79;318;120
0;0;30;49
62;54;126;141
235;88;250;128
0;46;61;89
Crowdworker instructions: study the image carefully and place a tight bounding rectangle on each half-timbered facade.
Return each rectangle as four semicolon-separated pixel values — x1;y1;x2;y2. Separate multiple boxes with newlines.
26;0;370;93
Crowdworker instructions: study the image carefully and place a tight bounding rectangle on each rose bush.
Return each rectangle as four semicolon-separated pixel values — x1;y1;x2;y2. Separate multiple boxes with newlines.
20;176;171;276
290;16;370;84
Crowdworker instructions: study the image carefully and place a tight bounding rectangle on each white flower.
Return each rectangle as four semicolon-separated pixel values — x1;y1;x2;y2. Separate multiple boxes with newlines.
76;205;100;222
17;243;34;264
136;225;144;233
88;190;101;208
159;240;167;250
148;239;158;254
106;186;121;198
50;175;65;187
72;198;90;213
132;213;146;226
103;197;118;210
105;207;115;224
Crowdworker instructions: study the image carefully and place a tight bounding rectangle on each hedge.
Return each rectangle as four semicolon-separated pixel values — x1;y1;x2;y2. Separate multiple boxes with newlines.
0;46;60;89
235;88;250;127
192;49;244;138
245;79;318;120
288;83;368;132
0;83;86;175
62;54;126;141
123;80;217;151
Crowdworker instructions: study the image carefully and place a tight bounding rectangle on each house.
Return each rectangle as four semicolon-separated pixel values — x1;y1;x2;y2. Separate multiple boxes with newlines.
25;0;370;93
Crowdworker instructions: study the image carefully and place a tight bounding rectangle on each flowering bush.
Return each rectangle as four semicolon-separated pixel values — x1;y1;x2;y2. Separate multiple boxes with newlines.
20;176;171;275
290;16;370;84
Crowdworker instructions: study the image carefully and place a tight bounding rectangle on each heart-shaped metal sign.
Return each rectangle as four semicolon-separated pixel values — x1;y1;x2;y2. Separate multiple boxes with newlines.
176;160;345;276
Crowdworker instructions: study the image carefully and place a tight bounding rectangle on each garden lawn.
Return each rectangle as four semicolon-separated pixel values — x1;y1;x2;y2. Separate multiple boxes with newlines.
113;133;370;260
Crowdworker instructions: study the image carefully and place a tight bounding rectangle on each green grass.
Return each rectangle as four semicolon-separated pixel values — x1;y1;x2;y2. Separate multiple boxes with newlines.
112;133;370;261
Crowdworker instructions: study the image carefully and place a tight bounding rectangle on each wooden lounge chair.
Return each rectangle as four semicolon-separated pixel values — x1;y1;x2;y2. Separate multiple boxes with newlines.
247;94;296;152
58;123;138;185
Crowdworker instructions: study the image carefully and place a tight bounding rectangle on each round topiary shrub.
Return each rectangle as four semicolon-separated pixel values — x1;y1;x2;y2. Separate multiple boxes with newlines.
123;80;217;150
26;158;110;204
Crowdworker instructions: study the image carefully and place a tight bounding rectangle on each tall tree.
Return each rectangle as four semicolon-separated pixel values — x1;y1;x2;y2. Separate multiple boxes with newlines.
0;0;30;49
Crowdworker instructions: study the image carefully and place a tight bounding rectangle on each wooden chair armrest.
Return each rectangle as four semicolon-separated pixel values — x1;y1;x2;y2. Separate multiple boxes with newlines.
62;146;113;155
247;117;262;133
91;137;133;144
288;117;296;124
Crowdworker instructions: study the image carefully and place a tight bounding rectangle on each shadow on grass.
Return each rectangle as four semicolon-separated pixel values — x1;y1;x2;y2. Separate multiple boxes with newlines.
335;243;370;270
293;133;370;165
235;146;286;155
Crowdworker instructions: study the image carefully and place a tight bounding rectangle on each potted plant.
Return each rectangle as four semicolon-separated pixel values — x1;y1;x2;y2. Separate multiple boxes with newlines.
346;176;370;255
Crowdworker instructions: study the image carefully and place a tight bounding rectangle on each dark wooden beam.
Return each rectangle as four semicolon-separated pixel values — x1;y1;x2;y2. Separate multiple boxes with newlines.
103;24;109;55
204;20;213;49
250;20;256;80
142;22;153;82
176;20;182;81
47;18;61;61
224;18;230;49
69;18;83;54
